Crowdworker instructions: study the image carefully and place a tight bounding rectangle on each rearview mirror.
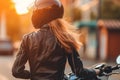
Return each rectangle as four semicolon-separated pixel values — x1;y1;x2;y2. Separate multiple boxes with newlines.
116;55;120;64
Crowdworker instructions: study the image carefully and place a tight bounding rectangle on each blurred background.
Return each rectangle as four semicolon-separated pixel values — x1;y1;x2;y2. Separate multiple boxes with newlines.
0;0;120;80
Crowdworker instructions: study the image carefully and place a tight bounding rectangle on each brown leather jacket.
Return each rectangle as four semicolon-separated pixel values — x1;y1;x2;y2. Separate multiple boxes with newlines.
12;25;96;80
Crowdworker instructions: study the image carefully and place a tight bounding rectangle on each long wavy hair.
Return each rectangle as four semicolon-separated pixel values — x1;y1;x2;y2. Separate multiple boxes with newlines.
48;19;82;53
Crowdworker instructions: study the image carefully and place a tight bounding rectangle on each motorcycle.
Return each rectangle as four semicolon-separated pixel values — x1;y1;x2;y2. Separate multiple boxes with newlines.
64;55;120;80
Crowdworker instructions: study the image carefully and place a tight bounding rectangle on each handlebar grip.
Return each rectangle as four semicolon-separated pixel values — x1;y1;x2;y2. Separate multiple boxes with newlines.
111;65;120;70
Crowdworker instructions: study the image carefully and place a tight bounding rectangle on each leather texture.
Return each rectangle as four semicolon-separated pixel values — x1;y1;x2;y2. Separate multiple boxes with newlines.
12;25;96;80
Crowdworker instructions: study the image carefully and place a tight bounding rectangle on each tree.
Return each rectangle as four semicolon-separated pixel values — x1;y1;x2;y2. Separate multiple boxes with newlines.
90;11;97;20
0;0;21;41
0;0;13;12
72;7;82;22
101;0;120;19
6;9;21;41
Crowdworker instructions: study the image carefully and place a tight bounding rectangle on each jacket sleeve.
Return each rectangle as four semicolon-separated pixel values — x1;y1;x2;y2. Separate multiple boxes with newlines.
67;49;96;79
12;35;30;79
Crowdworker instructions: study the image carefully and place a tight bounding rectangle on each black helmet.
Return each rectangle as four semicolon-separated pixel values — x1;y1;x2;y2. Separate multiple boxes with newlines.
32;0;64;28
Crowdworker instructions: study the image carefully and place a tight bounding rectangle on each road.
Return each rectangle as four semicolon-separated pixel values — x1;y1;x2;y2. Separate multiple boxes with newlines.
0;55;120;80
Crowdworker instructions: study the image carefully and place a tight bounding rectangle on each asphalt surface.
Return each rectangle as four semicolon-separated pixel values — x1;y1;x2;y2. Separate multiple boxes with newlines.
0;55;120;80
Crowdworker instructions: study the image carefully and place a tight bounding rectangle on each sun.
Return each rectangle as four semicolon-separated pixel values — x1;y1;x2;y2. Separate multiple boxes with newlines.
12;0;35;15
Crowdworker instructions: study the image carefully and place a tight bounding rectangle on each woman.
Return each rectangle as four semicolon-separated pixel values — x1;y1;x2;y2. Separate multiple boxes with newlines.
12;0;99;80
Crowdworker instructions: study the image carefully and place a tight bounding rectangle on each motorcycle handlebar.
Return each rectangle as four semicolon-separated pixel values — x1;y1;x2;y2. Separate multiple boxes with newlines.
111;64;120;71
96;64;120;76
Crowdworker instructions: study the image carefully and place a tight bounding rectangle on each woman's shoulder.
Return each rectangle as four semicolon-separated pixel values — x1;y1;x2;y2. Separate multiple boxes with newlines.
22;29;50;40
23;31;36;38
23;30;43;37
21;31;39;41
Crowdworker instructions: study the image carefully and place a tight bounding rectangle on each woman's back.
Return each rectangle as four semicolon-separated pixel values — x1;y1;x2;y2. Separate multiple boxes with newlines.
28;25;67;80
13;25;67;80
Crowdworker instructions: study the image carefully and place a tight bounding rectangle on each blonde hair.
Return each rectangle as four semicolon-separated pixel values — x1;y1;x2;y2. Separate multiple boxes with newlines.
48;19;82;53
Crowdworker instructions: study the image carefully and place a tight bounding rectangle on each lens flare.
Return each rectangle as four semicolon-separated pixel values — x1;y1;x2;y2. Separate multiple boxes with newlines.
12;0;35;15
